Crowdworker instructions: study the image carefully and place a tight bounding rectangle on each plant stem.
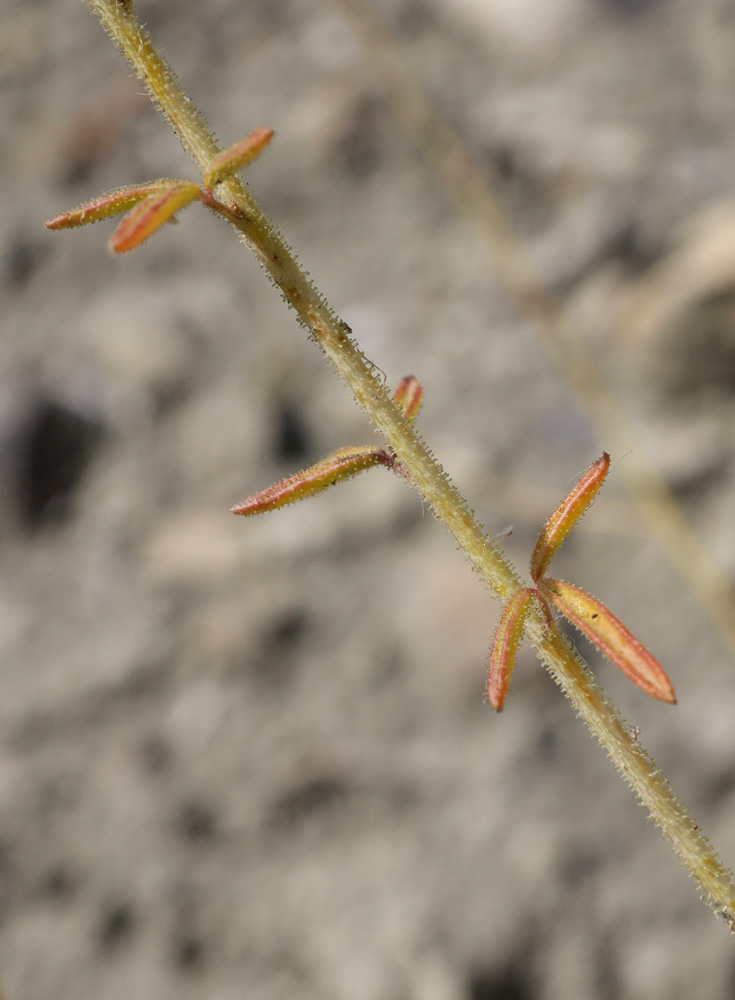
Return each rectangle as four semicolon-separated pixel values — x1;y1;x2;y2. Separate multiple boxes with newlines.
334;0;735;662
86;0;735;930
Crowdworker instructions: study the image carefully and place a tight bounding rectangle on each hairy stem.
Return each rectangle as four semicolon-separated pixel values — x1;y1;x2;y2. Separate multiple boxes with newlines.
333;0;735;661
86;0;735;929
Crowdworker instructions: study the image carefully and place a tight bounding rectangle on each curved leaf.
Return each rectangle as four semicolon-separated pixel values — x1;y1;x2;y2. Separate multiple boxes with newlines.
45;179;188;230
204;127;274;188
109;181;200;253
487;587;535;711
232;445;390;516
530;453;610;583
540;577;676;703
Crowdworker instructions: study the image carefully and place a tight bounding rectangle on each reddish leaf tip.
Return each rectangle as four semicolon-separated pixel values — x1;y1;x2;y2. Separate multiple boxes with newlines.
108;181;200;253
530;452;611;583
231;445;389;517
392;375;423;425
487;587;535;711
540;577;676;704
44;180;189;233
204;127;275;188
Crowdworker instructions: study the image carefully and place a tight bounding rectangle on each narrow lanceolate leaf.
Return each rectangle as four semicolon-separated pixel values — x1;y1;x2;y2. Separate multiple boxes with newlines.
540;577;676;703
45;180;189;230
487;587;535;711
108;181;200;253
392;375;423;426
203;127;275;188
530;452;610;583
232;445;391;516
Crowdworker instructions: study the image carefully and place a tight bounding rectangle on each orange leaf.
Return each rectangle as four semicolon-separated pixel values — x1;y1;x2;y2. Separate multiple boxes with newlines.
204;127;274;188
392;375;422;426
487;587;534;711
540;577;676;703
108;181;200;253
45;179;189;230
530;453;610;583
232;445;390;516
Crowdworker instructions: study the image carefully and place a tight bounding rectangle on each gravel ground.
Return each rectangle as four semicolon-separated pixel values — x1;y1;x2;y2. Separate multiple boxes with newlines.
2;1;735;998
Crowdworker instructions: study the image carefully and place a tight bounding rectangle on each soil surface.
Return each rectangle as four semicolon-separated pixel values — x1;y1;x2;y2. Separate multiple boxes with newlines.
3;1;735;998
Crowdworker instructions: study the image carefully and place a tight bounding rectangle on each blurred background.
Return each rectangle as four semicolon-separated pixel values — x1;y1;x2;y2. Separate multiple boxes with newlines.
2;0;735;997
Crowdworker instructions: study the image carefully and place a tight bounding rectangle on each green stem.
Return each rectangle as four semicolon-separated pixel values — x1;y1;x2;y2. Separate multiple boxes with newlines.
86;0;735;930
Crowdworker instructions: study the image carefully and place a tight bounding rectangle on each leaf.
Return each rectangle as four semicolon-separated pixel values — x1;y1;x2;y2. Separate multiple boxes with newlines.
392;375;422;426
232;445;391;516
204;127;275;188
487;587;535;711
530;453;610;583
45;179;190;230
108;181;201;253
540;577;676;703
